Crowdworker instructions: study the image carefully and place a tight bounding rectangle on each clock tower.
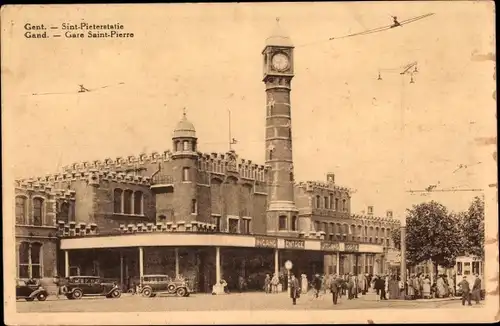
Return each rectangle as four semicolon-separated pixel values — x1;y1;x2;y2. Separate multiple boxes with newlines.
262;20;299;236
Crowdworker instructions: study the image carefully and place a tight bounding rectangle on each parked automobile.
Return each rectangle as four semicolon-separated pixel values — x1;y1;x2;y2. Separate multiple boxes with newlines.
63;276;121;299
140;274;191;297
16;279;49;302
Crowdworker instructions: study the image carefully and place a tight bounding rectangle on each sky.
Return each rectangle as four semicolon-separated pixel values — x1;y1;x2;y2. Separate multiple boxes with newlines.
2;2;496;219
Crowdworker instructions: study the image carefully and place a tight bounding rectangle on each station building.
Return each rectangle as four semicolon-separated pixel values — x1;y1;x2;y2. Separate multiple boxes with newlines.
13;23;401;294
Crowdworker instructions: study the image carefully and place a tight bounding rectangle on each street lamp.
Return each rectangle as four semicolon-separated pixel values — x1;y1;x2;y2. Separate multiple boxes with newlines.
377;61;418;300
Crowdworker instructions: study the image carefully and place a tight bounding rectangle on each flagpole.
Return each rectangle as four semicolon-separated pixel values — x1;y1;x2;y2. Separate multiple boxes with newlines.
228;109;232;151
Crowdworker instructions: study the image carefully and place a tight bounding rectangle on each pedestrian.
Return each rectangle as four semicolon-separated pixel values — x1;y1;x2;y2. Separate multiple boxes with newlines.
407;275;415;300
330;274;340;305
264;274;271;293
472;274;481;304
271;273;279;293
422;275;431;299
301;274;309;294
347;273;354;299
448;274;455;297
458;275;472;306
238;275;245;293
313;274;322;298
290;274;301;305
375;275;386;301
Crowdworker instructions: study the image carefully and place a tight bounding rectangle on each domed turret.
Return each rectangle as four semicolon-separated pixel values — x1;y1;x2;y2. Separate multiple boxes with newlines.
265;18;293;47
172;111;198;155
173;112;196;139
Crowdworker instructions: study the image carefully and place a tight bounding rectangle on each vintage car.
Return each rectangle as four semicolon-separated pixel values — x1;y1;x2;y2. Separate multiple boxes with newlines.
62;276;122;299
16;279;49;301
140;274;191;297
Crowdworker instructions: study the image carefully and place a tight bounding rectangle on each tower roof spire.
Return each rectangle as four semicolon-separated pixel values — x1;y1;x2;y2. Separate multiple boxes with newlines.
173;107;196;139
265;17;293;47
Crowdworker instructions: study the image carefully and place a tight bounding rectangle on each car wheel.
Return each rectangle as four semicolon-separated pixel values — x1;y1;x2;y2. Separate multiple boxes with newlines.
176;287;187;297
37;293;47;301
141;287;153;297
111;289;121;298
72;289;83;299
25;297;35;302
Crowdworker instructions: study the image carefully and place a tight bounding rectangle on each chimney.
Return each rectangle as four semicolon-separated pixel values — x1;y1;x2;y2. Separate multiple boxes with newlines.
327;173;335;184
367;206;374;216
386;210;393;218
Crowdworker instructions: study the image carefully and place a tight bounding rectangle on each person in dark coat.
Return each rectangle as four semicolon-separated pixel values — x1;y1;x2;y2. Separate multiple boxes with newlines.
330;275;341;305
313;274;322;298
375;275;387;301
472;274;482;304
458;276;472;306
290;274;301;305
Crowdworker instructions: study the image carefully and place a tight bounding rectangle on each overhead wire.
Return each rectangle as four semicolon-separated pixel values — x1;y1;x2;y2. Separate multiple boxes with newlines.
296;13;435;48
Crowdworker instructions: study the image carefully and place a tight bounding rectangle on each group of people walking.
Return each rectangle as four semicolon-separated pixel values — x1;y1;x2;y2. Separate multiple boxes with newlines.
281;271;483;306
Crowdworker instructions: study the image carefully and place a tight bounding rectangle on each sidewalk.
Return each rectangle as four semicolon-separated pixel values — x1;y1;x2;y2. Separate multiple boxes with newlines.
360;292;460;302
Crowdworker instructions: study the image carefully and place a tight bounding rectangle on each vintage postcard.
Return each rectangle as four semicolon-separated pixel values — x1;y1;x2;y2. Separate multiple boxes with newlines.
2;2;497;324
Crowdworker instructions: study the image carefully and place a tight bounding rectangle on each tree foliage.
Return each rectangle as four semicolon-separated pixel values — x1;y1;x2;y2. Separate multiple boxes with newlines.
458;196;485;259
391;201;462;269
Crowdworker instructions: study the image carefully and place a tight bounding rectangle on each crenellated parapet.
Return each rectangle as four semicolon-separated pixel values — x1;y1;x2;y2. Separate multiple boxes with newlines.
18;170;151;187
118;221;218;234
61;150;173;173
57;221;98;237
351;214;401;226
296;181;352;194
197;151;267;182
15;179;54;193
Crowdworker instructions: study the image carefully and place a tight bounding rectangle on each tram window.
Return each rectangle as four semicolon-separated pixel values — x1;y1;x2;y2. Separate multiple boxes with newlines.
457;262;462;275
472;262;480;275
464;262;471;275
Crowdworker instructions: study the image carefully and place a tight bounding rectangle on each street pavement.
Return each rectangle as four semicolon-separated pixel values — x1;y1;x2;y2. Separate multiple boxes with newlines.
16;291;482;313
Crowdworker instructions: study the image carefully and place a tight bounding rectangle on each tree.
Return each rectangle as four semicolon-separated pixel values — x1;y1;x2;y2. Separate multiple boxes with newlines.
458;196;485;259
391;201;462;275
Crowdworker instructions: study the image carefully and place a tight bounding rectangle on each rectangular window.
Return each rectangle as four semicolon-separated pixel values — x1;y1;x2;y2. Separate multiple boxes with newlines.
324;196;328;209
228;219;239;234
241;219;251;234
213;216;221;232
182;167;190;181
183;141;190;151
335;198;339;211
329;194;333;209
316;196;321;209
314;221;320;232
279;216;287;230
291;216;297;231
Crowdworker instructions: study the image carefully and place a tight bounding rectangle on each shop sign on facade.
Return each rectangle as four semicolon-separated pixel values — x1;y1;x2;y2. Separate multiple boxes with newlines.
284;239;305;250
255;237;278;248
321;242;340;251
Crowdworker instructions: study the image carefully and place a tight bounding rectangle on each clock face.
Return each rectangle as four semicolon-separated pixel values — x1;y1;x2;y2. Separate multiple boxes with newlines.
271;53;290;71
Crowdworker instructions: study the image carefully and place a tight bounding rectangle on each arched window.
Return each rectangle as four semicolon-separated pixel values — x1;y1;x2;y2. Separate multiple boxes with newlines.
19;242;30;278
342;199;347;211
269;149;273;160
59;202;70;223
191;199;197;214
183;140;190;151
335;198;339;211
15;196;27;225
33;198;43;226
31;243;42;279
113;189;123;213
124;190;133;214
134;191;143;215
324;196;329;209
315;195;321;209
329;194;333;209
18;242;42;279
182;167;190;181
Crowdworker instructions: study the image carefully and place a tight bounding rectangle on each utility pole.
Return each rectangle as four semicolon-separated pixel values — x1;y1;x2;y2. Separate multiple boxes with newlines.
377;61;418;298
